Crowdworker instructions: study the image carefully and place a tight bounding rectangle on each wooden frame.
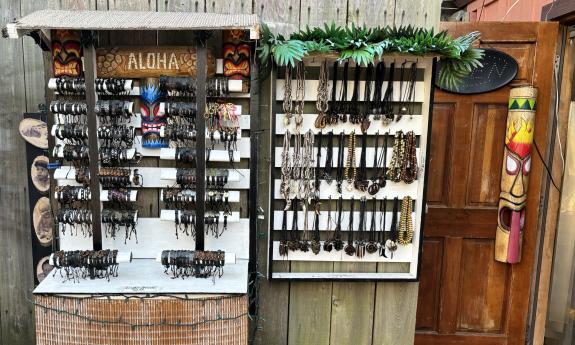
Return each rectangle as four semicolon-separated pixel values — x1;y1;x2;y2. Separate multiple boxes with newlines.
267;57;436;281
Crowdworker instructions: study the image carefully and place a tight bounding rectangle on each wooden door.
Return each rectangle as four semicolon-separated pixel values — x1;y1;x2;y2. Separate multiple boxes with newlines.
415;22;558;345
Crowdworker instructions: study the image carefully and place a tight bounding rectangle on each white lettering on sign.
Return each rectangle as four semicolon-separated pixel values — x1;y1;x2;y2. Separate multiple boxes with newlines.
126;52;180;71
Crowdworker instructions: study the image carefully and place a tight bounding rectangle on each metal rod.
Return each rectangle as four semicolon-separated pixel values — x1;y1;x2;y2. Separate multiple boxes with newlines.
195;35;207;250
83;36;102;250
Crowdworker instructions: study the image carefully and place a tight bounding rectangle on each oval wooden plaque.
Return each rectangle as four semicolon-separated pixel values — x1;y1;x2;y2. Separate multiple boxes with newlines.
36;255;53;283
31;155;50;193
19;118;48;149
33;197;53;246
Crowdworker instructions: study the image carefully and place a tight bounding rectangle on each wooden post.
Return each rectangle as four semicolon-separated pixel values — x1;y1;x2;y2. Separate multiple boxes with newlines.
195;36;207;250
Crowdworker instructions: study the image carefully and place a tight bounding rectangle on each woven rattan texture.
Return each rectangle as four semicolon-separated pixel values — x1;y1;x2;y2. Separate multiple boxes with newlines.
34;294;248;345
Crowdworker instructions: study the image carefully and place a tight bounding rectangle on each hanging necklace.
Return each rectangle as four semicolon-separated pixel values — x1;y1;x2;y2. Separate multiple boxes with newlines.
366;197;378;254
334;196;344;250
379;197;387;257
344;130;357;192
361;63;373;133
300;130;315;252
386;197;399;258
315;60;329;129
279;205;289;256
372;61;385;121
324;130;334;184
401;130;418;183
328;61;339;125
355;196;367;258
288;198;300;251
382;61;395;125
344;197;356;256
398;196;414;245
315;131;323;195
338;62;349;123
368;131;381;195
283;66;293;126
311;198;321;254
294;61;305;130
323;197;334;252
280;130;292;209
355;131;369;192
336;131;345;194
398;61;417;121
387;131;404;183
349;64;361;125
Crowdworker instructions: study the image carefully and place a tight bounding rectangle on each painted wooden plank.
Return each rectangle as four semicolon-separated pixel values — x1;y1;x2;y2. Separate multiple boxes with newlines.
33;258;250;294
288;262;333;345
347;0;395;27
276;80;426;102
300;0;347;28
394;0;441;29
275;114;423;135
206;0;252;14
272;271;416;280
100;217;250;259
159;0;205;11
372;263;418;344
272;210;416;231
254;0;300;36
272;241;414;262
273;179;419;199
0;0;35;344
273;147;423;167
329;262;376;345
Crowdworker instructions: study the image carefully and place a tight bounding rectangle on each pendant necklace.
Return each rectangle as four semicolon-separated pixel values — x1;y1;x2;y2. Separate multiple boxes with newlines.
382;61;395;125
288;198;300;251
336;131;345;194
283;66;293;126
323;196;334;252
379;197;388;257
344;197;356;256
386;197;399;258
311;198;321;254
366;197;378;254
328;61;339;125
398;61;417;122
294;61;305;130
349;64;361;125
344;130;357;192
372;61;385;120
355;196;367;258
333;196;344;250
339;62;349;123
361;63;373;133
279;205;289;256
315;60;329;129
387;131;404;183
280;130;292;209
355;131;369;192
315;131;323;196
324;130;334;184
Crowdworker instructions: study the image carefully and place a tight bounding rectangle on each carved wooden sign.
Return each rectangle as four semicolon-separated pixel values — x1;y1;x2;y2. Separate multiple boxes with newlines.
96;46;216;78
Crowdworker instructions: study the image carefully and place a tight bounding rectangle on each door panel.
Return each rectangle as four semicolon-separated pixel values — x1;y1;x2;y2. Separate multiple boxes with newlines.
416;22;559;345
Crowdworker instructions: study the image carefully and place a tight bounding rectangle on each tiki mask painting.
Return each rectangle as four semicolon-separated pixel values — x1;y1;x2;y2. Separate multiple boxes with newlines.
495;86;536;264
223;30;250;79
52;30;82;77
140;78;168;148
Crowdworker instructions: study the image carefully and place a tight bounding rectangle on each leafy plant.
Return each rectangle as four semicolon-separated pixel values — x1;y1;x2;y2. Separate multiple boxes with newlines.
257;22;484;90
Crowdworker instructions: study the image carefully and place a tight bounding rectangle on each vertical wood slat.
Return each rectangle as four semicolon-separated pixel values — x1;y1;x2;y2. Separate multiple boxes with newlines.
0;0;35;343
254;0;300;36
347;0;395;27
206;0;252;14
300;0;347;28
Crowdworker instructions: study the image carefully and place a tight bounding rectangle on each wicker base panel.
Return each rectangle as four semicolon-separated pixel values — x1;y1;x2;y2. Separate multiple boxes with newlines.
34;294;248;345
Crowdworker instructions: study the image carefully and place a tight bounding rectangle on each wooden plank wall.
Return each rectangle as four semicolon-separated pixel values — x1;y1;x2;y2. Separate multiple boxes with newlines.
0;1;440;345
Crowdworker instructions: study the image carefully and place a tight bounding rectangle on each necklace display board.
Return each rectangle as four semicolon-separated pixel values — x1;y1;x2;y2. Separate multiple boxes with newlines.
5;9;259;344
268;56;434;281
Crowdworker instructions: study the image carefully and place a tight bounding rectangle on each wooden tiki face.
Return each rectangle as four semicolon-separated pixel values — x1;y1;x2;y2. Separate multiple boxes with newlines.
52;30;82;77
495;86;536;264
139;78;168;148
223;30;250;79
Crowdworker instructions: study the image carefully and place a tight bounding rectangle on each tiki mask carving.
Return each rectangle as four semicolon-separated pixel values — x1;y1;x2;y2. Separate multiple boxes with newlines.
52;30;82;77
495;86;536;264
223;30;250;79
140;78;168;148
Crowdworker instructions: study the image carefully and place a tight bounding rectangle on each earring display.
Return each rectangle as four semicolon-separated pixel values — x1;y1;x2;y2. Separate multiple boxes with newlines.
270;56;433;281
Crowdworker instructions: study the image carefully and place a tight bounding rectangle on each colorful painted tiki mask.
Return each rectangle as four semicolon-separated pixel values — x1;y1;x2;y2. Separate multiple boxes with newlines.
223;30;250;79
52;30;82;77
495;86;536;264
140;78;168;148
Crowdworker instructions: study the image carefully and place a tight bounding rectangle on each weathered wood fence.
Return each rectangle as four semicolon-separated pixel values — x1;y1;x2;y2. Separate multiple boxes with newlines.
0;1;440;344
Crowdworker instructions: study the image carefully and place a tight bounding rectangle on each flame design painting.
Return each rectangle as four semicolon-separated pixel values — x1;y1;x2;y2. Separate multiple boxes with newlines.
505;117;534;158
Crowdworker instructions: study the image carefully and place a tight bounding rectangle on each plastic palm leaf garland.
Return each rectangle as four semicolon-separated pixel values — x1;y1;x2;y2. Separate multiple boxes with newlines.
258;22;484;90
